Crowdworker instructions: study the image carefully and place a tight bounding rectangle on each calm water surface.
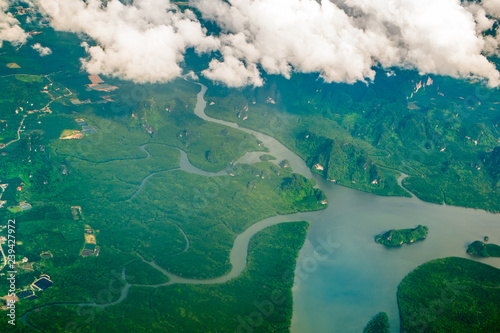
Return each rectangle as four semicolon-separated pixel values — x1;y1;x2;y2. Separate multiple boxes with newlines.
291;176;500;333
194;82;499;333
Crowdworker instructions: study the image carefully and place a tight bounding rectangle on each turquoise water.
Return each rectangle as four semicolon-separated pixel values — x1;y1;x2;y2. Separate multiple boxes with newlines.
291;176;500;333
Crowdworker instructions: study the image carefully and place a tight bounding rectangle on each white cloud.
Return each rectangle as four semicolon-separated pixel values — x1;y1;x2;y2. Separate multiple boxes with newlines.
482;0;500;19
26;0;500;87
0;0;28;48
194;0;500;87
203;54;264;87
184;70;199;81
32;42;52;56
34;0;219;83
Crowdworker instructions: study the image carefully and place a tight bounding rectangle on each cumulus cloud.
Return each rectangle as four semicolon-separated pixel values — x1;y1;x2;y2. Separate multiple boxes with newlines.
26;0;500;87
203;54;264;87
0;0;28;48
184;70;199;81
465;1;500;56
34;0;219;83
32;42;52;56
195;0;500;87
482;0;500;19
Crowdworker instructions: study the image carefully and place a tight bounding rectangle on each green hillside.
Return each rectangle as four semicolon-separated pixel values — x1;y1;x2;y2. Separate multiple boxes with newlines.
397;257;500;333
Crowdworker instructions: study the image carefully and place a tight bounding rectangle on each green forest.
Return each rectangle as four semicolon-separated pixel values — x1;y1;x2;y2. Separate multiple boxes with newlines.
363;312;390;333
375;225;428;247
0;25;328;332
20;222;310;332
1;7;499;333
466;240;500;257
203;69;500;212
397;257;500;333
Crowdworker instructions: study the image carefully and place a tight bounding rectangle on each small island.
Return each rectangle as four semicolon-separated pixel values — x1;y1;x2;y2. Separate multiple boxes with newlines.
375;225;428;247
466;240;500;258
363;312;390;333
259;154;277;161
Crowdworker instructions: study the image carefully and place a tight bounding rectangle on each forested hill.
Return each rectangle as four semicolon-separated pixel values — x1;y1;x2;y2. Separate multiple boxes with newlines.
203;68;500;212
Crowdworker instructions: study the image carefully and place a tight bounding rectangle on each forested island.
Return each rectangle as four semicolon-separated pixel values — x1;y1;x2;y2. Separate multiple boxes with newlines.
375;225;428;247
467;240;500;257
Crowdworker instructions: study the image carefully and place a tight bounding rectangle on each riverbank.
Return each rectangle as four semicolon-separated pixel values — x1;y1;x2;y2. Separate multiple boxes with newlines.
291;174;500;333
16;81;325;332
12;81;500;333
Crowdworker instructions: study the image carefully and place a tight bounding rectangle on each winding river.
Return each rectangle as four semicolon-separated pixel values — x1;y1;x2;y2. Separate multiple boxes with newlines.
193;83;500;332
23;83;500;333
